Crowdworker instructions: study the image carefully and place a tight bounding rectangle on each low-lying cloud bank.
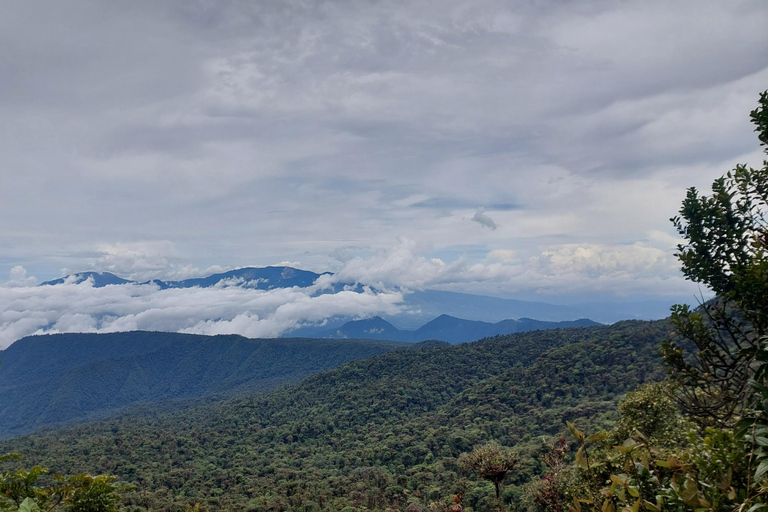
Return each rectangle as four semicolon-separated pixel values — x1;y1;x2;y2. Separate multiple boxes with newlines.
0;238;697;348
0;280;404;349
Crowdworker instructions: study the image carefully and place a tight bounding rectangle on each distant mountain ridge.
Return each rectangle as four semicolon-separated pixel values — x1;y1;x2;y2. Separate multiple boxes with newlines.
40;266;328;290
38;266;684;326
312;314;600;343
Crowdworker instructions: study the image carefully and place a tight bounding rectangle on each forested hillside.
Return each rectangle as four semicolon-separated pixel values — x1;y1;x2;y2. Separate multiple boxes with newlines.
0;331;409;439
0;320;670;511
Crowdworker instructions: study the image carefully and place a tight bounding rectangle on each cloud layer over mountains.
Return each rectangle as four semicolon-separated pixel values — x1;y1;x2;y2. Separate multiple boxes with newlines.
0;238;697;348
0;277;403;349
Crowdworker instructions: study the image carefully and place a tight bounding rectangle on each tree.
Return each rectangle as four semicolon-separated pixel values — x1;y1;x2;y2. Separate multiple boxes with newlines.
0;454;130;512
560;90;768;512
662;90;768;427
458;443;516;512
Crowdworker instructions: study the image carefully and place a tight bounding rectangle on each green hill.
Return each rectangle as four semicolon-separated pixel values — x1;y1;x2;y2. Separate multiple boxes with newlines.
0;320;670;511
0;331;410;439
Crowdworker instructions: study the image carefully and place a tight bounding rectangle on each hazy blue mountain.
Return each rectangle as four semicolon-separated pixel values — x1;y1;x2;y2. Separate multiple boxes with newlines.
0;331;409;439
316;316;404;340
310;314;600;343
398;290;584;324
40;271;133;287
413;314;599;343
162;266;328;289
39;267;685;327
394;289;688;326
411;314;496;342
41;267;327;290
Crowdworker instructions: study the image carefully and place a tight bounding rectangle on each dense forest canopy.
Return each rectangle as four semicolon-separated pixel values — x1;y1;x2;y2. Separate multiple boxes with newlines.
1;321;669;511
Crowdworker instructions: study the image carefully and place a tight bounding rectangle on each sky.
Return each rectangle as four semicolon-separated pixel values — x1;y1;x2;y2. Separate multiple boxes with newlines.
1;0;767;346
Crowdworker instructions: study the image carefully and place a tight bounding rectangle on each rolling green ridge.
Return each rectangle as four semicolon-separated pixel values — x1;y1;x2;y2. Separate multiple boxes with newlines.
0;320;670;511
0;331;411;440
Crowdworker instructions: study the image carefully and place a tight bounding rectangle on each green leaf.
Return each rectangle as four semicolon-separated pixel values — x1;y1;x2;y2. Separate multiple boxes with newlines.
755;459;768;481
586;433;603;443
680;477;699;506
643;500;660;512
567;421;585;441
18;498;40;512
575;445;587;469
610;475;626;485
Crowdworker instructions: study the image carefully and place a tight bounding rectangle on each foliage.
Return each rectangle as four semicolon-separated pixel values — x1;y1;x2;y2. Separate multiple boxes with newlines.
557;387;749;512
558;90;768;512
611;382;693;448
0;321;669;511
0;454;130;512
565;425;751;512
666;89;768;502
458;443;516;512
663;90;768;427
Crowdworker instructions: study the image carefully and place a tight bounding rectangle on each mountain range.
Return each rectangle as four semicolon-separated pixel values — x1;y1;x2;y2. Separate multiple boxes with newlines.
39;266;688;326
40;266;328;290
303;314;599;343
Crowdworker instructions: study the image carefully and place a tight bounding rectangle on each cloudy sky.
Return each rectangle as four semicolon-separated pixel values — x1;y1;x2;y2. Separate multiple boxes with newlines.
1;0;767;345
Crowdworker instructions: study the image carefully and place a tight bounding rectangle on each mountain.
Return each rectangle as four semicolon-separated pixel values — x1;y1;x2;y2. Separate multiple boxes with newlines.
0;331;410;440
40;266;328;290
316;316;405;340
0;319;671;511
39;271;133;287
395;289;688;326
36;267;684;341
164;266;329;289
312;314;600;343
397;290;586;325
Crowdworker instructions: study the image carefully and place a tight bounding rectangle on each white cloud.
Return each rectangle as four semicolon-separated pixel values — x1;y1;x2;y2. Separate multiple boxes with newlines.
0;279;404;349
471;208;498;230
4;266;37;288
535;243;676;276
88;241;179;277
0;0;764;311
487;249;516;263
0;234;700;348
63;241;228;282
331;236;691;297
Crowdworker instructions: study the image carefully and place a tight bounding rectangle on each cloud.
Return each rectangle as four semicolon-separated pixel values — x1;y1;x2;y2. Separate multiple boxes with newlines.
330;236;690;298
0;236;698;348
66;241;227;282
4;266;37;288
471;208;498;230
87;241;179;277
0;0;764;311
535;243;674;275
0;278;404;349
488;249;516;263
